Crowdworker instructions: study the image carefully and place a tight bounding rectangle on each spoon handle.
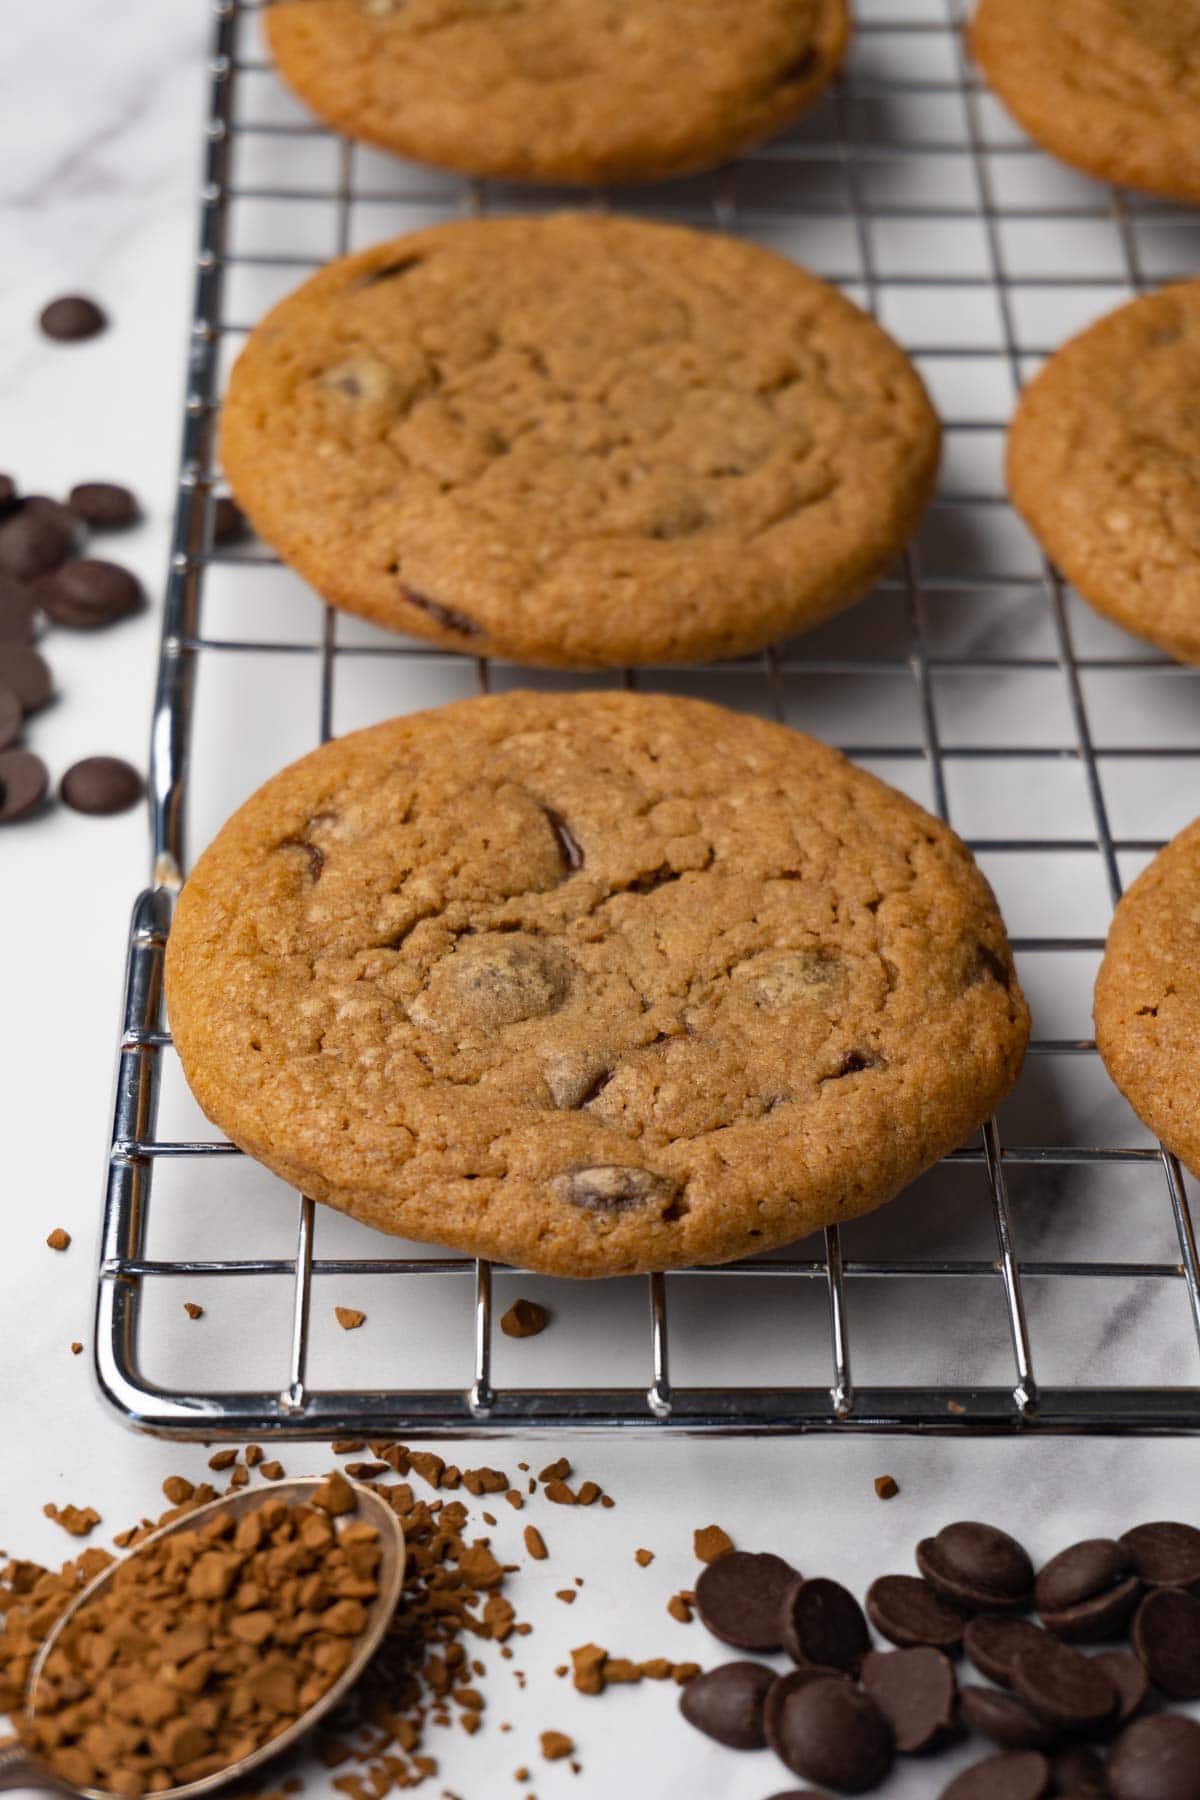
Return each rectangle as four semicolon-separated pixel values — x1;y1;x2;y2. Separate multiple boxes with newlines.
0;1741;73;1794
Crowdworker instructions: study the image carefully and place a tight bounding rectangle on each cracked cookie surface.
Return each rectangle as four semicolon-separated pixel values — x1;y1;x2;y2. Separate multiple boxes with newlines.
265;0;850;185
1095;819;1200;1177
971;0;1200;202
165;690;1029;1277
1008;282;1200;664
219;213;940;669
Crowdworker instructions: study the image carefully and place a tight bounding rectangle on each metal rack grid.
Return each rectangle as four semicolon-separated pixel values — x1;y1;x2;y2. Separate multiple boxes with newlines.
95;0;1200;1438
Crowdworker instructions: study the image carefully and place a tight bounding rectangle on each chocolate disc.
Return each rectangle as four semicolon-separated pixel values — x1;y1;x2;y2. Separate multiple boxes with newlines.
1131;1587;1200;1700
1040;1578;1142;1644
960;1685;1057;1752
1120;1522;1200;1591
1090;1648;1148;1728
1011;1636;1116;1731
0;575;36;642
677;1660;774;1750
773;1676;893;1792
1036;1540;1133;1614
694;1550;799;1651
918;1523;1034;1613
39;294;107;341
1106;1715;1200;1800
1048;1747;1107;1795
0;683;22;752
764;1667;847;1761
38;558;143;630
867;1574;967;1650
60;756;144;817
780;1577;870;1675
0;749;49;823
0;645;52;714
68;481;140;530
940;1751;1051;1800
0;506;76;581
860;1646;957;1754
964;1617;1050;1688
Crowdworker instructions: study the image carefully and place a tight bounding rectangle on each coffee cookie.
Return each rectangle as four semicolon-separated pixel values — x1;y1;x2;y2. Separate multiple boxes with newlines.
166;691;1028;1277
1095;818;1200;1176
971;0;1200;203
265;0;850;186
220;213;939;669
1008;282;1200;664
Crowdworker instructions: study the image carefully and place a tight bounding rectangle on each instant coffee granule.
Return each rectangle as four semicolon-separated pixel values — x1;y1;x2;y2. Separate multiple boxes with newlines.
24;1483;383;1796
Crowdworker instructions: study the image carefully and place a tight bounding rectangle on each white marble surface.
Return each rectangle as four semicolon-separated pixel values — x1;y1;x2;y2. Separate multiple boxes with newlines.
3;3;1200;1796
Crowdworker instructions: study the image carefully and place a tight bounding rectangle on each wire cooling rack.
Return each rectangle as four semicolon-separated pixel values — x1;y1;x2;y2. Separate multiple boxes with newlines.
96;0;1200;1439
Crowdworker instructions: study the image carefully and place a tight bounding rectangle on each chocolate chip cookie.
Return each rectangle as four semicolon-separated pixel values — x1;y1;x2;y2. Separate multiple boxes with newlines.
165;690;1029;1277
971;0;1200;203
220;213;940;668
1095;818;1200;1177
265;0;850;186
1007;281;1200;664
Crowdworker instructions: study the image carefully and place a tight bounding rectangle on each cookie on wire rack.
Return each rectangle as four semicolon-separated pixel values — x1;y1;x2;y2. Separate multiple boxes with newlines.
1095;819;1200;1178
219;212;940;669
265;0;850;186
1007;281;1200;664
165;690;1030;1279
970;0;1200;204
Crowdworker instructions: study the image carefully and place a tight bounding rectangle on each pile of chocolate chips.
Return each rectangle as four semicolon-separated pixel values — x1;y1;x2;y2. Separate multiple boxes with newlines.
676;1520;1200;1798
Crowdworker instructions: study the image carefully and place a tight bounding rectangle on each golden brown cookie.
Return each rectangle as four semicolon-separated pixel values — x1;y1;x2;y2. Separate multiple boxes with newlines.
1007;282;1200;663
1095;820;1200;1177
971;0;1200;203
220;213;940;668
165;690;1029;1278
265;0;850;186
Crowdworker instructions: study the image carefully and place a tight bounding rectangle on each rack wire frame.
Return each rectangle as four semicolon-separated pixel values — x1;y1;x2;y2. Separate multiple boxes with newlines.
95;0;1200;1439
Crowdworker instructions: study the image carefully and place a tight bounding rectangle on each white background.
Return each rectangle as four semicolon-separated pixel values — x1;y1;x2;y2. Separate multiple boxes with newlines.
3;3;1200;1796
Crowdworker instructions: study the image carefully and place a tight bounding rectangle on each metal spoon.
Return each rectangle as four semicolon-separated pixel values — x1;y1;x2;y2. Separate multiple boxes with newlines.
0;1477;406;1798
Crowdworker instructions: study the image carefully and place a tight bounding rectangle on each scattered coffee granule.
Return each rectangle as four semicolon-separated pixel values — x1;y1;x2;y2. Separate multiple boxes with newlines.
42;1503;100;1538
570;1644;607;1696
330;1439;365;1455
554;1590;576;1605
463;1466;509;1497
639;1659;672;1680
408;1451;446;1489
184;1301;204;1320
344;1462;389;1481
70;1342;83;1356
635;1549;654;1567
514;1769;530;1783
46;1228;70;1251
576;1482;601;1507
875;1474;900;1500
26;1489;383;1796
540;1732;573;1762
260;1460;284;1481
672;1662;701;1685
162;1475;194;1505
499;1299;549;1339
693;1524;733;1564
335;1307;366;1331
538;1458;570;1483
544;1481;576;1507
505;1490;524;1512
667;1593;693;1624
208;1450;238;1471
600;1496;615;1510
242;1445;263;1468
523;1527;548;1562
228;1466;249;1491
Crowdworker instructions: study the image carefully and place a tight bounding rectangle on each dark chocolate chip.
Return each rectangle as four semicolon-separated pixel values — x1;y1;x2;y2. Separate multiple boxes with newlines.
67;481;140;530
1131;1585;1200;1699
1048;1747;1106;1795
553;1165;678;1215
1011;1636;1116;1731
1120;1522;1200;1590
0;749;50;823
867;1574;968;1650
918;1524;1035;1613
1106;1714;1200;1800
0;505;78;580
60;757;144;817
964;1618;1051;1689
399;584;481;639
0;475;16;516
0;684;22;751
544;806;583;872
212;496;249;545
39;558;143;629
1090;1649;1148;1727
0;645;53;714
960;1685;1058;1751
764;1668;848;1762
39;294;107;341
773;1676;894;1793
940;1751;1051;1800
1036;1540;1133;1615
278;836;325;881
677;1659;774;1750
694;1550;799;1652
0;577;36;642
781;1577;871;1675
970;941;1012;986
1040;1577;1141;1644
860;1646;958;1754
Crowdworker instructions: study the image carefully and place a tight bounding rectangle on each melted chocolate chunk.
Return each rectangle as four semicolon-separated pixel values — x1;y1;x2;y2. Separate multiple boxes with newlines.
399;585;481;638
553;1165;679;1215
